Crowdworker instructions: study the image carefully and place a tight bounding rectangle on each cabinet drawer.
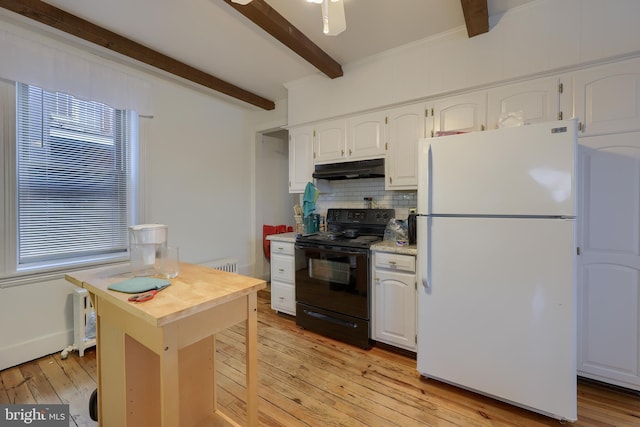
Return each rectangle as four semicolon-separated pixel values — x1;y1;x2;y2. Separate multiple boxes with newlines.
271;281;296;315
375;252;415;272
271;253;294;283
270;241;295;256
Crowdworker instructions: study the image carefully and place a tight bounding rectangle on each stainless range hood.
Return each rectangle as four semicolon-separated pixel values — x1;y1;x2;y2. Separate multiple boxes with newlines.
312;158;385;180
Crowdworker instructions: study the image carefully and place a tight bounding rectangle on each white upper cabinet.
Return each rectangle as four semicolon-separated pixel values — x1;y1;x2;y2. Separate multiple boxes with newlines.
431;91;487;135
385;103;426;190
288;125;314;193
574;58;640;137
487;77;566;129
314;113;386;164
314;119;347;164
346;110;387;160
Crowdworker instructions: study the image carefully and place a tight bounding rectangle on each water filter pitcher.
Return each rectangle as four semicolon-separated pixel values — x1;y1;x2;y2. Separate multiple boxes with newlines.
129;224;168;276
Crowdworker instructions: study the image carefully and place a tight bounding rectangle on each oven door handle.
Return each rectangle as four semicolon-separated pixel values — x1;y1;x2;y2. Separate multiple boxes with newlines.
295;242;368;256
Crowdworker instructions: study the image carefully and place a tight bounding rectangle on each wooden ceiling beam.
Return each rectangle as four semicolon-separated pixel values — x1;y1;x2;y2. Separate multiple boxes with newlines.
0;0;275;110
460;0;489;38
224;0;343;79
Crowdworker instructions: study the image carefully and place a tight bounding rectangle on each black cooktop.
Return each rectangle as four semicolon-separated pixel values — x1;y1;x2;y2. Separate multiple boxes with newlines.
296;208;394;249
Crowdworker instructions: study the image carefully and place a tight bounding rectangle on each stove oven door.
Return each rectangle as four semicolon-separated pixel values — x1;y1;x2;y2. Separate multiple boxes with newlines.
295;243;370;319
295;242;371;348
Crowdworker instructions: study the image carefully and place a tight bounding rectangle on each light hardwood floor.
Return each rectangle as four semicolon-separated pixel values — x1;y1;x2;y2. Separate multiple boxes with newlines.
2;291;639;426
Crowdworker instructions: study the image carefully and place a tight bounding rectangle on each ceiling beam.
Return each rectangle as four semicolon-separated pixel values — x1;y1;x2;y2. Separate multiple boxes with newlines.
224;0;343;79
0;0;275;110
460;0;489;37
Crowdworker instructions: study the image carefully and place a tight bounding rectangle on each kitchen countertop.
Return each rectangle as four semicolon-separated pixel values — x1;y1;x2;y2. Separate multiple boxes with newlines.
267;233;417;255
266;232;297;243
371;240;417;256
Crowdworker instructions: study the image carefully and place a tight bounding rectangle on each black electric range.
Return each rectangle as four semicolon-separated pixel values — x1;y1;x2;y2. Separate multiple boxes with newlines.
294;208;395;349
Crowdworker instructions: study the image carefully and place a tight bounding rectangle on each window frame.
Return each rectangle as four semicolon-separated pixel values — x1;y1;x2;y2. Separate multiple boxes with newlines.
0;79;140;287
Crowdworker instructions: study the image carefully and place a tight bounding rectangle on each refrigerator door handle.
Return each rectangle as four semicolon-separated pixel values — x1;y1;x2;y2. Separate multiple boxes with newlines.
425;216;431;289
422;262;431;289
418;216;432;289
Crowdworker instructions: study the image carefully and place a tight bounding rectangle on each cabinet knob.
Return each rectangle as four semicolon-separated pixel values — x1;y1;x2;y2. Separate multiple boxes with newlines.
278;268;284;273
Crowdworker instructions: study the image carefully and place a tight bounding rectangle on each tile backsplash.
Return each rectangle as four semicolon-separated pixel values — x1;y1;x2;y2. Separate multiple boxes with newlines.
304;177;417;220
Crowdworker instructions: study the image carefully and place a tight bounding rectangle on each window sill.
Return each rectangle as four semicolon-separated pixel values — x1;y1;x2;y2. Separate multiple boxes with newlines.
0;259;129;288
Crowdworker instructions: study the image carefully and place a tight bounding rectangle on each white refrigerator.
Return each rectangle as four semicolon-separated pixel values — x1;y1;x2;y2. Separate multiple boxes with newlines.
416;119;578;421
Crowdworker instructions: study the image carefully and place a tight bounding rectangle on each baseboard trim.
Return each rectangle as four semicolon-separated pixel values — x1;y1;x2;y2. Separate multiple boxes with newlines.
0;329;71;371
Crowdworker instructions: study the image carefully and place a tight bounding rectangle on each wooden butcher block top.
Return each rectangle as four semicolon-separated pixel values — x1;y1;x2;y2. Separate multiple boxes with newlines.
65;262;266;328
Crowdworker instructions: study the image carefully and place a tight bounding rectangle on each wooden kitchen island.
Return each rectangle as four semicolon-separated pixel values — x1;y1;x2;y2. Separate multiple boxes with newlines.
65;262;266;427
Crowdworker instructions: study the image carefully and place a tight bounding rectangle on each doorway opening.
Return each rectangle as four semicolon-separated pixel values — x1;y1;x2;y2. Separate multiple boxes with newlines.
255;128;296;282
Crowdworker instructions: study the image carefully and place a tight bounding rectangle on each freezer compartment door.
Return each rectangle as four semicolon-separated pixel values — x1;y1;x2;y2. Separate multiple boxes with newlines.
417;217;577;421
424;119;577;217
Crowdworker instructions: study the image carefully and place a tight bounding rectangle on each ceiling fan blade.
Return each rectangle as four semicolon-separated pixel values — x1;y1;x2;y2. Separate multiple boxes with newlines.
323;0;346;36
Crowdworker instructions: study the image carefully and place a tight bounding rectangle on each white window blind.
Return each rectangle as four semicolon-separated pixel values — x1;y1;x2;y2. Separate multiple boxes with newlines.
16;83;131;265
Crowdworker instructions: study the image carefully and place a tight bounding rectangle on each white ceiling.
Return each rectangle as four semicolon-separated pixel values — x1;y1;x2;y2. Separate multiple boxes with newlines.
37;0;535;108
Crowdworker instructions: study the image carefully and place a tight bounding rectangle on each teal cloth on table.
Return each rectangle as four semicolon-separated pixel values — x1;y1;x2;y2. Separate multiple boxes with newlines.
303;182;319;217
107;277;171;294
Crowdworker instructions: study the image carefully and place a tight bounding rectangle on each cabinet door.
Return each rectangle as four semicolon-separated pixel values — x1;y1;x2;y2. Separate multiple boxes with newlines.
574;58;640;136
271;281;296;315
487;77;563;130
314;119;346;164
347;110;387;160
385;104;425;190
271;253;294;284
577;132;640;390
431;91;487;135
288;126;313;193
373;269;416;351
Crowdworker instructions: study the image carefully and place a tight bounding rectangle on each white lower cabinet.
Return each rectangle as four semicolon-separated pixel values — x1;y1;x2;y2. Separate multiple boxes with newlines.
270;241;297;316
372;251;417;352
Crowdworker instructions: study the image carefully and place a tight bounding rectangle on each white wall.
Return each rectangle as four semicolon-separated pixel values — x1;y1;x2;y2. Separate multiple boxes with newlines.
0;19;289;370
249;101;293;281
253;130;296;280
139;79;255;270
286;0;640;126
0;278;77;371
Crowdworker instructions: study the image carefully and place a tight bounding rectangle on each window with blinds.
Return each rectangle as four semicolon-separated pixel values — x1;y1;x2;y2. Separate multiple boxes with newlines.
16;83;132;265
